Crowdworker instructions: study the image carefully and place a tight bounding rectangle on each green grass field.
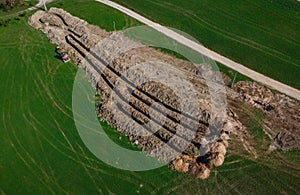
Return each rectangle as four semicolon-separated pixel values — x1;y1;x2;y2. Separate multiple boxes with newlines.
0;0;299;193
112;0;300;89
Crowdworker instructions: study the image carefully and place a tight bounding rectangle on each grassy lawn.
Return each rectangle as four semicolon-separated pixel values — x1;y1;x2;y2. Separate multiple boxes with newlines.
0;0;299;193
111;0;300;89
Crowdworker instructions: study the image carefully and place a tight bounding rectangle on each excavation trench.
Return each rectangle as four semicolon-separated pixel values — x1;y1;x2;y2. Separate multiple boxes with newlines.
66;34;207;154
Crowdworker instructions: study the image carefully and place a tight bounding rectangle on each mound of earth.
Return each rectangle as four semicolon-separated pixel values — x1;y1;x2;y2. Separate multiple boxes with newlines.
29;8;299;179
232;81;300;148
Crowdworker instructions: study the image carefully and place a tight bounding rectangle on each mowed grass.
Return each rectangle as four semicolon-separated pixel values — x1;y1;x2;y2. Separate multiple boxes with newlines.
112;0;300;89
0;0;299;193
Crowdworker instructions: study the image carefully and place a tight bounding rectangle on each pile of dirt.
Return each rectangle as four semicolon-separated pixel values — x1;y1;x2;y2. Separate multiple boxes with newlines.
232;81;300;148
28;8;299;179
274;130;298;151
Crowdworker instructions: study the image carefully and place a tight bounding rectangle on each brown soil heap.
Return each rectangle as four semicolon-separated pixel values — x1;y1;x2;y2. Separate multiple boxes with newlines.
29;8;299;179
233;82;300;138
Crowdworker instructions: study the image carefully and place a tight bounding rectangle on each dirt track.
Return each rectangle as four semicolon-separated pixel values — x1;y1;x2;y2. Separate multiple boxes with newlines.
96;0;300;101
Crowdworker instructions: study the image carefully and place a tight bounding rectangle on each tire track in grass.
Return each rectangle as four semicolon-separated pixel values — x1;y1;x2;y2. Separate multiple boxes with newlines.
214;159;257;193
217;163;256;173
147;0;300;68
2;40;43;192
35;132;69;194
26;87;149;191
151;173;188;194
164;179;191;194
33;69;73;119
153;0;300;47
26;96;111;171
51;116;104;194
221;172;245;195
0;44;56;193
3;112;56;193
49;62;74;113
25;65;88;163
15;73;67;194
251;150;300;178
246;156;299;192
213;170;226;193
10;122;60;194
30;110;84;157
74;141;150;192
17;33;67;193
201;1;300;46
244;0;300;26
0;43;41;48
179;11;300;69
30;56;73;120
0;188;5;195
245;172;269;193
271;156;300;176
252;166;296;193
217;156;256;173
235;174;262;193
73;142;107;164
262;169;296;193
265;152;300;178
22;110;112;176
222;159;243;165
74;144;108;194
251;164;278;191
74;143;120;194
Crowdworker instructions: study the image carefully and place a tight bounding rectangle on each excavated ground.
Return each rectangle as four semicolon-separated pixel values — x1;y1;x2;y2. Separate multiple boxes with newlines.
29;8;300;179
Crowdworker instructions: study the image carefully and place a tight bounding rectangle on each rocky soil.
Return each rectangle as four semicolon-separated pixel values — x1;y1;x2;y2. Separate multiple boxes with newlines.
29;8;299;179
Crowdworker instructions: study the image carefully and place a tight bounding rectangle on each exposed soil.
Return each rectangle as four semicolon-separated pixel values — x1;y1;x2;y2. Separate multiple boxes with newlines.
29;8;300;179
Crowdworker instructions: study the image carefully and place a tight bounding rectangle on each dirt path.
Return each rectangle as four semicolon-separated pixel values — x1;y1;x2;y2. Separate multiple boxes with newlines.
96;0;300;101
